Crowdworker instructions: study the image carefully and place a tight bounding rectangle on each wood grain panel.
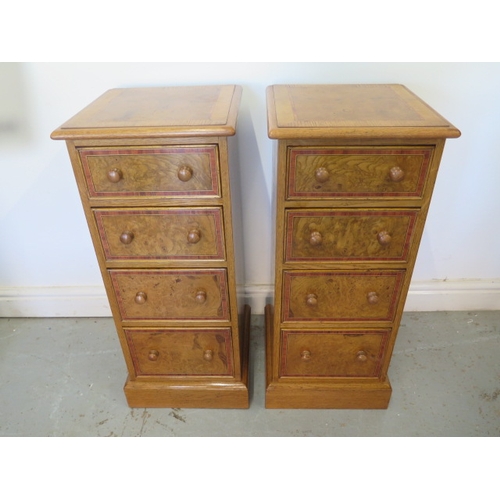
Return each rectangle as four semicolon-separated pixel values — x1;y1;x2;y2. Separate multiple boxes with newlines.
282;270;405;322
95;208;225;261
285;209;418;262
281;329;389;377
125;328;233;376
110;269;229;321
288;147;432;199
80;146;220;198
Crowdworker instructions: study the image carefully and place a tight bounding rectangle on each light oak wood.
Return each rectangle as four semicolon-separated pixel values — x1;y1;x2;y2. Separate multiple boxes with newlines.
266;84;460;409
52;85;249;408
80;146;220;199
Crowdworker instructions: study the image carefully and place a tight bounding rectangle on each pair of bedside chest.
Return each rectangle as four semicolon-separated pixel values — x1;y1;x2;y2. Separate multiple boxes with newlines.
51;84;460;409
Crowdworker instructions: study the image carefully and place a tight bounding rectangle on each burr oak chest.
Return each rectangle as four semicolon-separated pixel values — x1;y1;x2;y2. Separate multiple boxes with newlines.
51;85;249;408
265;84;460;409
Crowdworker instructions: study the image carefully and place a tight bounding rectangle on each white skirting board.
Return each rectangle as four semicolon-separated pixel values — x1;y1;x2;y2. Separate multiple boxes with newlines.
0;280;499;317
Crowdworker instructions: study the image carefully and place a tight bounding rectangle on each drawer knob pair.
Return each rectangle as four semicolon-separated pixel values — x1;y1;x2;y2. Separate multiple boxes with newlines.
134;290;206;305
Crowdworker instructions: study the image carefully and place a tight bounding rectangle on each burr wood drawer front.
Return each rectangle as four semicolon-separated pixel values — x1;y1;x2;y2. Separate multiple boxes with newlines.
287;147;433;199
79;146;220;198
109;269;230;321
125;328;234;377
282;270;405;323
280;329;390;378
94;208;225;261
284;209;418;263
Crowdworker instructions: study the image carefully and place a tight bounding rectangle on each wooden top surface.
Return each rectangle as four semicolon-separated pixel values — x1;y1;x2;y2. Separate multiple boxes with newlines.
51;85;242;140
267;84;460;139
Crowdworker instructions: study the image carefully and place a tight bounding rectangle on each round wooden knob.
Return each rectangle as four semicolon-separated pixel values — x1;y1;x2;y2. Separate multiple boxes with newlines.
148;350;159;361
389;166;405;182
120;231;134;245
377;231;391;246
357;350;368;362
195;290;207;304
178;165;193;182
301;350;311;361
315;167;329;183
309;231;322;246
367;291;379;304
203;349;213;361
306;293;318;307
187;228;201;244
107;168;123;183
135;291;147;305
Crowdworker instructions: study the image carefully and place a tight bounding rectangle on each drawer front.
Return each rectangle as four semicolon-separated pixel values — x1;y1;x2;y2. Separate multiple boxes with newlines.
125;328;233;376
283;270;405;322
285;209;418;263
95;208;225;261
281;329;389;378
110;269;230;321
80;146;220;198
288;147;433;199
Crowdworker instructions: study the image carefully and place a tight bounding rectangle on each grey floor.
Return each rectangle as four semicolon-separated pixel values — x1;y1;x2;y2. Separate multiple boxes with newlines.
0;311;499;437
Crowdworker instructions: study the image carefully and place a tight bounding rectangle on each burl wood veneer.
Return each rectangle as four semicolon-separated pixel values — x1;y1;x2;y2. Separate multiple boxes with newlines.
52;86;249;408
266;84;460;409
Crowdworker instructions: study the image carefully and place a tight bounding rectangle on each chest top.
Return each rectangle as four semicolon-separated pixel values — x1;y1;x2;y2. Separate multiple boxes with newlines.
267;84;460;140
51;85;242;140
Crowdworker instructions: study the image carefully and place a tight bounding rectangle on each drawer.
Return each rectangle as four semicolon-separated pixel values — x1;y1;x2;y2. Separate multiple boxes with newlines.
95;208;225;261
282;270;405;322
285;209;418;263
280;329;389;378
79;146;220;198
125;328;233;376
287;147;433;199
110;269;230;321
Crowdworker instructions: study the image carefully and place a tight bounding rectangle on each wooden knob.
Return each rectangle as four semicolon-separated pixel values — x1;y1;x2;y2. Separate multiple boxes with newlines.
107;168;123;183
314;167;329;183
357;350;368;362
367;291;379;304
135;291;147;305
203;349;213;361
301;350;311;361
148;350;159;361
195;290;207;304
309;231;322;246
389;166;405;182
377;231;391;246
187;228;201;244
178;165;193;182
120;231;134;245
306;293;318;307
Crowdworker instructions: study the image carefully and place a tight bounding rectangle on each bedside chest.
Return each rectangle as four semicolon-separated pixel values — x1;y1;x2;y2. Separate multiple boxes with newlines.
52;85;250;408
265;84;460;409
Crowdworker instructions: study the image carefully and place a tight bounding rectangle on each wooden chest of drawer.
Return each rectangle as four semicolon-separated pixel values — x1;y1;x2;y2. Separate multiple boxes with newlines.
266;84;460;409
80;146;220;199
52;86;249;408
282;270;404;323
95;208;225;262
287;147;433;200
280;329;389;378
110;269;230;321
125;328;234;377
285;209;418;263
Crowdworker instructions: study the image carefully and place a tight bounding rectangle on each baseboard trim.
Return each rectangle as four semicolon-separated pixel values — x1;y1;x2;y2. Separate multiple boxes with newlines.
0;280;499;317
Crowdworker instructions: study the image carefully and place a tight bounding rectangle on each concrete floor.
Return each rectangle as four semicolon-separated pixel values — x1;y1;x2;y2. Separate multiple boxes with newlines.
0;311;499;436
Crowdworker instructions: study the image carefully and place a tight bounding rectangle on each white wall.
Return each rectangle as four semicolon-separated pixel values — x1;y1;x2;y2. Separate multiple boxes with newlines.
1;62;499;316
